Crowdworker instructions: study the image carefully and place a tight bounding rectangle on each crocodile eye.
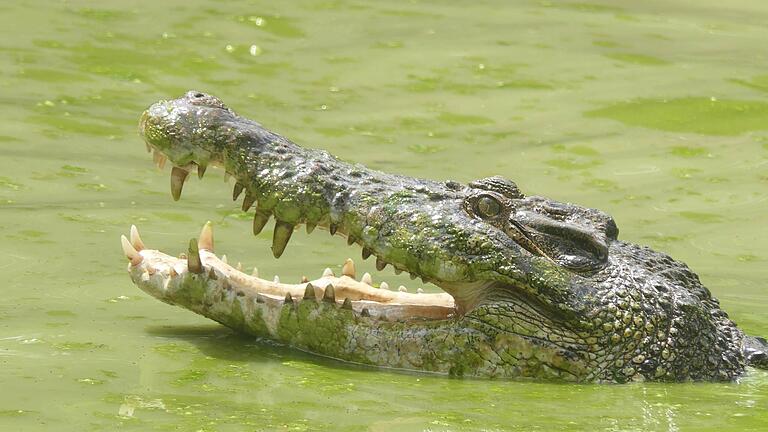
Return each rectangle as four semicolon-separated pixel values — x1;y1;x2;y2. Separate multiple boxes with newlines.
475;195;502;218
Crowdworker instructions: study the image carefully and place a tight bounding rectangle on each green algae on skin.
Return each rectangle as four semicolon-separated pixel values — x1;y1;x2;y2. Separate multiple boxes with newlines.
586;97;768;135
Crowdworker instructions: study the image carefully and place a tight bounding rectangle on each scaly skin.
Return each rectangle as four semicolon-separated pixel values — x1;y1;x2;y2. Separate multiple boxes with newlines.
123;91;768;382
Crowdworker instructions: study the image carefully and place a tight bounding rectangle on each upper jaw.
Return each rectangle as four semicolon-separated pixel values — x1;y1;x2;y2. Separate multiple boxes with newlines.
134;137;523;317
139;94;234;165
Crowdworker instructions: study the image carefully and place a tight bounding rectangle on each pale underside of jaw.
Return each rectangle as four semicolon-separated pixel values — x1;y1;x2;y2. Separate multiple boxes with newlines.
121;223;457;322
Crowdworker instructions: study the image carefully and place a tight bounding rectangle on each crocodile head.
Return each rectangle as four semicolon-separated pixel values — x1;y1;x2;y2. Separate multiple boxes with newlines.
123;91;751;382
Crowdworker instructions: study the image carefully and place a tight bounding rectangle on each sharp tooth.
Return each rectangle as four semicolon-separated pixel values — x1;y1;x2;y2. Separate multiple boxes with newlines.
322;267;334;277
375;257;386;271
170;166;189;201
398;285;407;292
322;284;336;303
152;150;165;169
347;235;356;246
417;288;424;294
221;254;228;264
271;221;294;258
187;238;204;274
251;267;259;277
120;235;143;266
362;247;372;260
233;183;245;201
301;275;309;283
361;272;373;285
198;221;214;251
273;275;280;283
329;223;338;235
341;258;355;278
252;210;271;235
197;163;207;179
341;297;353;310
237;262;243;271
284;293;293;304
129;225;145;251
303;283;316;300
241;190;256;212
379;281;389;290
306;223;316;234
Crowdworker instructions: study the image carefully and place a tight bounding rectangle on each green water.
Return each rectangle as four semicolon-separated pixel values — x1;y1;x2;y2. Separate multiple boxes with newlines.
1;0;767;430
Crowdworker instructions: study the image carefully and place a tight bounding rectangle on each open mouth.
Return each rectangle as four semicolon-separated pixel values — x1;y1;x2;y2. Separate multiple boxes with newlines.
121;147;458;322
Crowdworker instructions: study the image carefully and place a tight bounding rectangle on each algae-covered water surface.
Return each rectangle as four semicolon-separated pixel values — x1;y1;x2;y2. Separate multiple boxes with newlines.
1;1;767;430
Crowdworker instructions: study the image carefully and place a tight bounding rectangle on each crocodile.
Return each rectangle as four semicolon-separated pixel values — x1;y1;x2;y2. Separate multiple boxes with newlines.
121;91;768;382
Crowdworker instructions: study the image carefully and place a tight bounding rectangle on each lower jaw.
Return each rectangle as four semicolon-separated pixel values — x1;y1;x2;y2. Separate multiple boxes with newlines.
122;224;458;323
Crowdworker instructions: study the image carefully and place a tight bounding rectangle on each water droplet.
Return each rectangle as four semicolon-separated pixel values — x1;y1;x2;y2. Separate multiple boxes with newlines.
248;16;266;26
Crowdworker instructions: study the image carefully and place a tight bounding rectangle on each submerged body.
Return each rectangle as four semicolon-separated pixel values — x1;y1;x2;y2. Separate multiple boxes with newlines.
123;91;768;382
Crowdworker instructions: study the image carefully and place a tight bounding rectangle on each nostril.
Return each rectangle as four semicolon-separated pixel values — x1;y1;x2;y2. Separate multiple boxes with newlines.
193;92;204;98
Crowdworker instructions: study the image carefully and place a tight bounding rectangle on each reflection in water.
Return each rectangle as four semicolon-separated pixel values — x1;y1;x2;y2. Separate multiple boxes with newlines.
639;387;679;432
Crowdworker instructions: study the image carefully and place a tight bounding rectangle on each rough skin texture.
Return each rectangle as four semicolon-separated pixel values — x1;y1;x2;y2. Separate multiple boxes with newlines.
130;91;768;382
